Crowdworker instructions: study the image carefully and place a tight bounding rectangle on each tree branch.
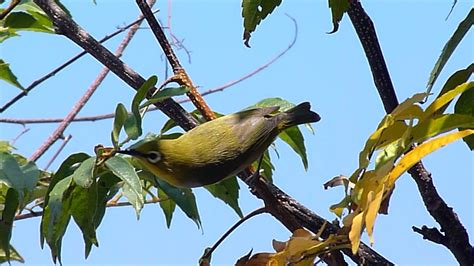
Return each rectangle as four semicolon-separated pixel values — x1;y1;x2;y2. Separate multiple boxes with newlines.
347;1;473;265
28;0;155;162
136;0;215;121
32;0;392;264
33;0;198;131
0;9;159;113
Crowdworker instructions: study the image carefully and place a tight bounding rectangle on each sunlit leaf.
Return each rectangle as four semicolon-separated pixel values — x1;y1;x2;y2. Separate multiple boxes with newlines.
422;82;473;122
3;11;54;33
387;129;474;186
454;86;474;150
412;114;474;144
0;244;24;264
365;185;384;245
426;9;473;95
348;212;363;254
205;177;242;218
329;195;351;217
0;59;24;90
105;157;144;218
433;64;473;115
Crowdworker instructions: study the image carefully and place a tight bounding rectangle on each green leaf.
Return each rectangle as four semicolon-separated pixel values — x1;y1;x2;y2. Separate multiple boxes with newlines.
328;0;350;33
0;188;19;263
83;173;120;257
158;188;176;228
426;9;473;95
123;115;141;141
40;153;90;261
433;64;473;115
140;86;190;109
241;0;282;47
252;97;294;111
412;114;474;145
72;157;96;188
133;76;158;114
0;27;19;43
0;141;14;153
3;11;54;33
253;149;274;182
422;82;473;121
111;103;128;148
70;182;99;258
0;152;40;205
0;59;24;90
105;157;144;218
41;175;74;264
455;87;474;150
153;178;201;229
127;76;158;141
205;177;243;218
278;126;309;170
0;244;24;264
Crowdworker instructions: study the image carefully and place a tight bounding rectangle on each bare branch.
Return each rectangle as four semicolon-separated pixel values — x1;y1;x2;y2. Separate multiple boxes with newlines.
0;9;159;113
29;1;154;162
44;134;72;171
136;0;215;121
0;15;297;125
201;207;267;262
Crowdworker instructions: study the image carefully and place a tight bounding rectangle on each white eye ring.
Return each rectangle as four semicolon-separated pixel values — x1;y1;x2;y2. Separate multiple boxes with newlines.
146;151;161;163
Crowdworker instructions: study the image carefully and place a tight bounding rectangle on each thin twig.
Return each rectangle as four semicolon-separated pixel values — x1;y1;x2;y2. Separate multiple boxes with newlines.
14;197;164;221
34;0;198;130
201;207;267;261
0;17;297;125
28;2;155;162
10;127;30;146
166;0;192;63
44;134;72;171
0;9;160;114
136;0;215;121
0;0;20;20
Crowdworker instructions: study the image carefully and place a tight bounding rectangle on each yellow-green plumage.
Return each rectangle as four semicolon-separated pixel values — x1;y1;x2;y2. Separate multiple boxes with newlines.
122;102;320;188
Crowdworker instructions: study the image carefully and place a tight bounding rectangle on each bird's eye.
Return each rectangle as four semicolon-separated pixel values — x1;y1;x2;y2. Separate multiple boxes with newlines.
146;151;161;163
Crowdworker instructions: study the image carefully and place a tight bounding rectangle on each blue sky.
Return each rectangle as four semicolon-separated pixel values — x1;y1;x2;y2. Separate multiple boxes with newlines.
1;0;473;265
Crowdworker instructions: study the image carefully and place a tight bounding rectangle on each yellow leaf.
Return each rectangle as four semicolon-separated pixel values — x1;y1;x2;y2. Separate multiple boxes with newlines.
349;212;364;254
422;82;473;121
239;253;273;266
365;184;385;245
393;104;424;121
387;129;474;186
391;92;427;118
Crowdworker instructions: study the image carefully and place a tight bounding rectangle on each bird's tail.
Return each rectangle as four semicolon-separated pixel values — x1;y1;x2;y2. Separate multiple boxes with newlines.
277;102;321;130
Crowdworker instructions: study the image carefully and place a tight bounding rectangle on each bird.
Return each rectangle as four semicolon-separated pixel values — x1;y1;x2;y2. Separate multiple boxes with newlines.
117;102;320;188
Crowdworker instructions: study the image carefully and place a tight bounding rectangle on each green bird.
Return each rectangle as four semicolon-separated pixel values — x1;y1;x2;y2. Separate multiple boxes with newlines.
118;102;320;188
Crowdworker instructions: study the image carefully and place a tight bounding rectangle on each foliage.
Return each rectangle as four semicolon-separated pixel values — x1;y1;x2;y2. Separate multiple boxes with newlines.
328;77;473;253
0;0;472;264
